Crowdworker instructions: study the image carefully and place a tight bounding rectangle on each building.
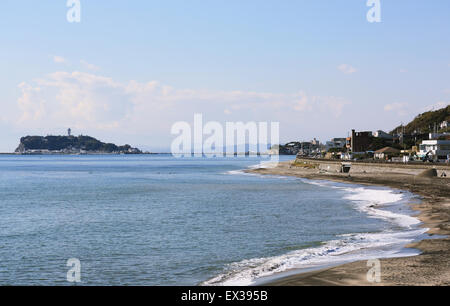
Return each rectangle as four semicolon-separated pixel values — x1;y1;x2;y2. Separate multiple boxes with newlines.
326;138;346;150
283;142;302;155
374;147;400;160
297;141;320;156
440;121;448;130
373;130;393;140
429;132;449;140
419;140;450;161
276;141;321;156
350;130;372;153
345;136;351;150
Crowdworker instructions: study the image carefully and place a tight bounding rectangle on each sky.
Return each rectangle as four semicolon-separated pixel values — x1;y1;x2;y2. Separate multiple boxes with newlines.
0;0;449;152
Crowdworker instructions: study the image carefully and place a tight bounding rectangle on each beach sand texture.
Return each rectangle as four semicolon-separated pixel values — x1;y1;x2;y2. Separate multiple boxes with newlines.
247;159;450;286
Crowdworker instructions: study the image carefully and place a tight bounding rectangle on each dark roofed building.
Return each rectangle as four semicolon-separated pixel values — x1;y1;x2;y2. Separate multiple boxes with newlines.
350;129;372;153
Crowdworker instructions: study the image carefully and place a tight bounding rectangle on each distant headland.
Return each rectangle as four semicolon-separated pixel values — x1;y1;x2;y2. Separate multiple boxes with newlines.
15;132;142;155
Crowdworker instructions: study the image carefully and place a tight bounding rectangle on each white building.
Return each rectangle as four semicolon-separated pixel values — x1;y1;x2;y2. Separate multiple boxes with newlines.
429;132;449;140
374;147;400;160
419;140;450;161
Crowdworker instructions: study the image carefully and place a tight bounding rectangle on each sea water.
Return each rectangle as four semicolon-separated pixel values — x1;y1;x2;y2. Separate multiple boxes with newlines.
0;155;426;285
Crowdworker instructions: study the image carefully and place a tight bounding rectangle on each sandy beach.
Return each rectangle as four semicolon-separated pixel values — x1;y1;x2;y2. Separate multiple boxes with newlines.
247;158;450;286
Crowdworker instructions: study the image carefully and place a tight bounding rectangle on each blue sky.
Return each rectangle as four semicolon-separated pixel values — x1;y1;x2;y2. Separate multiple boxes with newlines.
0;0;449;152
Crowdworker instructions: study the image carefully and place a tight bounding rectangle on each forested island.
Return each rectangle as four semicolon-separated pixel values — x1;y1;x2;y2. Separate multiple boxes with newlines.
15;135;142;154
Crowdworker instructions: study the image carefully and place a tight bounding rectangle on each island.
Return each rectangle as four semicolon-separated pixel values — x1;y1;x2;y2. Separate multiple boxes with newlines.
15;134;142;155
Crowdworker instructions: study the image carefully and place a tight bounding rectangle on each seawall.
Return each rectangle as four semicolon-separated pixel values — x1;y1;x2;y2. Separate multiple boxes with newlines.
294;157;450;177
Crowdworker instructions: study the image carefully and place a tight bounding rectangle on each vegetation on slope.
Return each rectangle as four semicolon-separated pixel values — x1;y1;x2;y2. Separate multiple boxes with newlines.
15;135;141;153
391;105;450;135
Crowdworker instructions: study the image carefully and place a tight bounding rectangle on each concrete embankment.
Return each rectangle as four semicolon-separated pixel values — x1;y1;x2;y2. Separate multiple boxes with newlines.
294;158;450;177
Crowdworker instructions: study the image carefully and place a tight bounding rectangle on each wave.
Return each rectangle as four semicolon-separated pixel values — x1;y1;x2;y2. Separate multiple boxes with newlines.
201;228;425;286
225;161;282;176
203;172;426;286
304;180;421;229
246;161;279;169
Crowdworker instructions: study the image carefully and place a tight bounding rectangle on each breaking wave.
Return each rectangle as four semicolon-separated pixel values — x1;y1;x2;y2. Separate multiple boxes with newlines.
203;173;426;286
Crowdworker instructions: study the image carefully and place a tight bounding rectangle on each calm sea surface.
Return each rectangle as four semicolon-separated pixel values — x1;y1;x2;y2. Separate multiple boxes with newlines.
0;155;425;285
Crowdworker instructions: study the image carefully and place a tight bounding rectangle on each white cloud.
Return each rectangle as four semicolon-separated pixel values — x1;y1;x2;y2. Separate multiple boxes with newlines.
14;69;352;143
313;96;350;118
337;64;357;74
384;102;409;116
80;60;100;71
53;56;67;64
293;91;310;112
18;71;132;130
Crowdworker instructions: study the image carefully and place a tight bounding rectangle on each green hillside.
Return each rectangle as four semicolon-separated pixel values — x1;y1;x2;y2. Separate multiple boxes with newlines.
391;105;449;134
15;135;141;154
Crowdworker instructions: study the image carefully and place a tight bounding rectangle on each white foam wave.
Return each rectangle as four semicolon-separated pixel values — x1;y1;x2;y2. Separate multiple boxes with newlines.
202;229;426;286
203;177;425;286
247;161;278;170
303;180;421;229
225;162;280;176
226;170;246;175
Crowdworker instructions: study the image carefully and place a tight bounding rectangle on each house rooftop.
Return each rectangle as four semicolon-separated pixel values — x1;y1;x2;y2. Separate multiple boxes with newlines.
375;147;400;154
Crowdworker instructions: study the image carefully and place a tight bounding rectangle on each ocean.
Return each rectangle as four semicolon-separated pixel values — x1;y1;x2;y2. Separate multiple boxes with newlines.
0;155;427;285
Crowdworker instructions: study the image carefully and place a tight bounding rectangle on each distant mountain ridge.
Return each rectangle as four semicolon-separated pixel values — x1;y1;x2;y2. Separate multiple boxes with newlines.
15;135;142;154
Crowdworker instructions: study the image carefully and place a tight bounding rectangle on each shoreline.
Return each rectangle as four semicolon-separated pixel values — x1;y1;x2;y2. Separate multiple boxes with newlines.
246;159;450;286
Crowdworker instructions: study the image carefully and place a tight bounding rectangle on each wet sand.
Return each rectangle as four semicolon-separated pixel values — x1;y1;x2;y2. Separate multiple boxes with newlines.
247;159;450;286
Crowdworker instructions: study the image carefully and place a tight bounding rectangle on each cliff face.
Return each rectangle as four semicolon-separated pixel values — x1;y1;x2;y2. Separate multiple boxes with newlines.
15;135;142;154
